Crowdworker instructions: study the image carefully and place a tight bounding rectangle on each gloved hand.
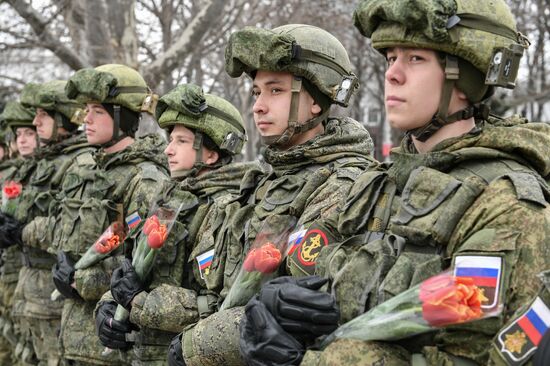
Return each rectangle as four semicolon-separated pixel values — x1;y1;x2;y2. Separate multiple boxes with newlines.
96;301;134;350
258;275;339;344
52;251;81;299
167;334;187;366
240;297;304;366
0;212;23;248
534;328;550;366
111;258;144;310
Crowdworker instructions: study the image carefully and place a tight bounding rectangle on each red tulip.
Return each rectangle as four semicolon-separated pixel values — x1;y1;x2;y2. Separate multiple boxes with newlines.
242;249;258;272
147;224;167;249
254;242;282;274
143;215;160;235
94;234;120;254
3;181;22;199
420;274;486;327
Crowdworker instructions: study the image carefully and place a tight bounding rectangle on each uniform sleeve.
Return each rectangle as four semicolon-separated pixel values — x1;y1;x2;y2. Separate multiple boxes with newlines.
436;178;550;363
75;255;125;301
129;284;199;333
299;166;363;225
181;307;245;366
123;166;168;219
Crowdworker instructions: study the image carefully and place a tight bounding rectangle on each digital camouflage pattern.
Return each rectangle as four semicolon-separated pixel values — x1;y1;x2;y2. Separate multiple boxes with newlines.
180;117;376;366
10;131;96;366
53;134;168;365
20;80;84;125
1;101;35;131
156;84;247;155
303;116;550;365
0;152;36;365
98;161;262;365
226;25;358;107
353;0;524;75
65;64;156;114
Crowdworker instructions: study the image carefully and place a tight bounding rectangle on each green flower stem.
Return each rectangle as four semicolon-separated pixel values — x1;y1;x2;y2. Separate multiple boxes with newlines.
220;271;265;310
321;287;429;349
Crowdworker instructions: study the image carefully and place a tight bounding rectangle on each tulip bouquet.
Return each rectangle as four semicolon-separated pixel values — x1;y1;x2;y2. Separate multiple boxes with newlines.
220;215;296;310
1;181;22;216
51;222;128;301
321;271;503;348
104;203;182;355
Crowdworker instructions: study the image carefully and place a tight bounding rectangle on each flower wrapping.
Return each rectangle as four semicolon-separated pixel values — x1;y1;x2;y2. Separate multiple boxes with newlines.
1;181;22;216
219;215;296;310
103;204;182;356
51;222;128;301
321;271;502;348
114;205;181;319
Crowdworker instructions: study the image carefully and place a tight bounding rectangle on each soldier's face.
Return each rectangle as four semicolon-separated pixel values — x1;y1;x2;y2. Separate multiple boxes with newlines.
384;48;445;131
84;103;114;145
252;70;321;138
384;48;469;132
32;108;55;143
164;125;218;174
15;127;37;157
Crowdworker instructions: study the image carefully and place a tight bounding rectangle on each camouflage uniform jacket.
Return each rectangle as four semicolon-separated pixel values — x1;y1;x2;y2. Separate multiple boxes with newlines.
304;116;550;365
180;117;378;366
51;133;169;365
0;157;35;288
98;161;263;364
12;133;96;321
0;157;36;351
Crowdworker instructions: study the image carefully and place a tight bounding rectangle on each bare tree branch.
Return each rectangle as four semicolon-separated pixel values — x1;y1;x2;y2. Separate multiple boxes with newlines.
141;0;225;87
5;0;90;70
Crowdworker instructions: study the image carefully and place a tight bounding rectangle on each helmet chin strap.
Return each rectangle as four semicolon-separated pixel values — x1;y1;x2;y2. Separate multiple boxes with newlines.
261;76;328;147
408;55;487;142
101;105;130;149
39;112;76;146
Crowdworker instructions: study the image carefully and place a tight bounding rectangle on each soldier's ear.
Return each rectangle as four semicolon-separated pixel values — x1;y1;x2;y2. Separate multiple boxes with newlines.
310;101;322;116
203;149;219;166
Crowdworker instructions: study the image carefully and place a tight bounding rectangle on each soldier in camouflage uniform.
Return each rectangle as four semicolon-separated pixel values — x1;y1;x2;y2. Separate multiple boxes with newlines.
239;1;550;365
0;101;37;365
49;64;169;365
167;24;377;366
95;83;262;365
5;80;91;366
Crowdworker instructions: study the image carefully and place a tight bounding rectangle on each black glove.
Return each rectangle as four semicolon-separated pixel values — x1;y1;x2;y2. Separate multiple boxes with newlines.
258;275;339;344
52;251;81;299
167;334;186;366
95;301;134;350
240;297;304;366
0;212;23;248
534;328;550;366
111;258;144;310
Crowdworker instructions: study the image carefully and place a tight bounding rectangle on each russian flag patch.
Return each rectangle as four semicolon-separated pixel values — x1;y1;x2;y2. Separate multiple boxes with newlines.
496;297;550;365
286;227;307;256
453;255;502;310
125;212;142;230
196;249;215;279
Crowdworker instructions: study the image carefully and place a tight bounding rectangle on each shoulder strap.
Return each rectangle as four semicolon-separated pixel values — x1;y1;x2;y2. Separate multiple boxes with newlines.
450;158;549;206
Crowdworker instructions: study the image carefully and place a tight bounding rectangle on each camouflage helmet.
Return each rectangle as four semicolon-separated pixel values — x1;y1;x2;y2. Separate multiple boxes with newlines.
65;64;157;114
1;101;35;133
20;80;85;126
225;24;358;107
354;0;528;100
156;84;246;155
353;0;528;142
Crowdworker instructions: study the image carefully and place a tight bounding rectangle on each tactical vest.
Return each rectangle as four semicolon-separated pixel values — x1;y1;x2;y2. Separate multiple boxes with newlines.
51;155;164;257
322;158;549;323
208;157;366;303
18;144;96;267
